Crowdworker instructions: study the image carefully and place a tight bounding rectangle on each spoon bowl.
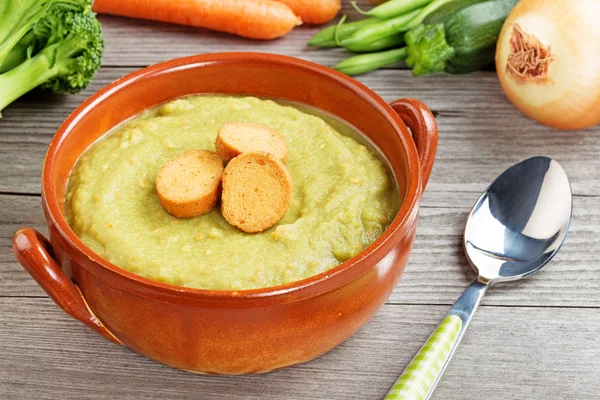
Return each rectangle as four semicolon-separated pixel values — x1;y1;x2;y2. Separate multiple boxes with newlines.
465;156;572;283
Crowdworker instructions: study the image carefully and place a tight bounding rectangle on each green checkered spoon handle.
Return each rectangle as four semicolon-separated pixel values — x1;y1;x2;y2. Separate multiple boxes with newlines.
385;280;488;400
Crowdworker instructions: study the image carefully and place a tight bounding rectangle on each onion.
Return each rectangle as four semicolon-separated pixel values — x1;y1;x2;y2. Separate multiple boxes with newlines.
495;0;600;130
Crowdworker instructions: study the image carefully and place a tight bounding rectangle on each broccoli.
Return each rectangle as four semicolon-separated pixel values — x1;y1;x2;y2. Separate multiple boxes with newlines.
0;0;103;112
0;0;88;66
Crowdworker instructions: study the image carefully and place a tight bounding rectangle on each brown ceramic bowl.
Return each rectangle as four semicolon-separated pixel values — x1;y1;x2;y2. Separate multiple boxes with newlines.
13;53;437;374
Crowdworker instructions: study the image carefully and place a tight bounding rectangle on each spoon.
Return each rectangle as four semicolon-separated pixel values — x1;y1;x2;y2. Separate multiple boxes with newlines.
385;156;572;400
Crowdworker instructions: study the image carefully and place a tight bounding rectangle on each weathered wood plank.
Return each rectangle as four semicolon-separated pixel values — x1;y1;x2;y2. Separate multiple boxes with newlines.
97;0;383;68
0;298;598;400
1;68;599;195
2;193;598;307
0;194;47;297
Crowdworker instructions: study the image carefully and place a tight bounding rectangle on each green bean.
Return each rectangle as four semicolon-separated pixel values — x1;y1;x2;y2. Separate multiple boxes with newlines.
401;0;455;30
341;8;421;48
333;15;348;46
333;48;408;76
343;34;405;53
343;0;454;48
307;17;380;48
355;0;433;19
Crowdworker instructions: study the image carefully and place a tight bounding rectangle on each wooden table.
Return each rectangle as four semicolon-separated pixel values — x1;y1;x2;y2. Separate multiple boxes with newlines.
1;2;599;399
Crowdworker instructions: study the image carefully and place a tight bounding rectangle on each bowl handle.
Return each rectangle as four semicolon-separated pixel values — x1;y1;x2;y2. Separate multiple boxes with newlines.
12;228;122;344
389;98;438;192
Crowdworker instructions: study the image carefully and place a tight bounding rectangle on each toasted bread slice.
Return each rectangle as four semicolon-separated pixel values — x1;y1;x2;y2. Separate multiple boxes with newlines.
221;152;292;233
216;122;288;163
156;150;223;218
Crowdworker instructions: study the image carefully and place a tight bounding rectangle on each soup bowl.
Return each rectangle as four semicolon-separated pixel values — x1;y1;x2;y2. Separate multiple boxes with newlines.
13;53;437;374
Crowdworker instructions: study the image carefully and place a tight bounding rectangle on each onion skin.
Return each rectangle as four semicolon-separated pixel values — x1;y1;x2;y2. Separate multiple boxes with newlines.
495;0;600;130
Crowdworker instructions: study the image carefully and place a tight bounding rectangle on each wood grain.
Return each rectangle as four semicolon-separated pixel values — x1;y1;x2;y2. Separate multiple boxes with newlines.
0;194;46;297
1;298;598;400
3;193;598;307
1;69;599;195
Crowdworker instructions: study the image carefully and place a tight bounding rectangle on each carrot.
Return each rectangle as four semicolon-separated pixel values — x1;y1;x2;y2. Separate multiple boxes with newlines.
92;0;302;40
274;0;341;24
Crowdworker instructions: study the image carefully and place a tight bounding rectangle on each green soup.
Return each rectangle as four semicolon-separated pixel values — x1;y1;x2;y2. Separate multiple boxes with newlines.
66;96;400;290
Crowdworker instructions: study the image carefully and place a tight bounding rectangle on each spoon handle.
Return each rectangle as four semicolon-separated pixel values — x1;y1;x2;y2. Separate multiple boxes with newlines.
385;280;488;400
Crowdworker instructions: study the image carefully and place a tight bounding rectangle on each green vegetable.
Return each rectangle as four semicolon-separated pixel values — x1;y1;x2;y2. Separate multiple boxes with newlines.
406;0;519;75
340;8;422;48
0;0;51;66
0;1;103;112
0;0;82;67
0;31;35;73
334;48;407;76
307;18;379;48
344;34;404;53
342;0;453;48
352;0;432;19
404;23;454;75
333;0;519;77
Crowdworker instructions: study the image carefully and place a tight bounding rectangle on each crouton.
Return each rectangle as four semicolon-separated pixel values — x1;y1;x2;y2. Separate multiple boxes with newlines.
156;150;223;218
216;122;288;163
221;152;292;233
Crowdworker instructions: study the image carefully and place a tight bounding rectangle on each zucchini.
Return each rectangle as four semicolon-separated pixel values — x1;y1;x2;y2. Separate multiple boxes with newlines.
405;0;519;75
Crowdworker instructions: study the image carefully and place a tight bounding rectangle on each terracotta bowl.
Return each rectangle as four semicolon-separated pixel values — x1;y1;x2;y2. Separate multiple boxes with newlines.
13;53;438;374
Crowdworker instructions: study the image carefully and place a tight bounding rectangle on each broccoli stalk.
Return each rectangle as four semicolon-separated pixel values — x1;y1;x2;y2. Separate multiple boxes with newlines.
0;31;36;74
0;1;52;66
0;0;86;67
0;4;103;112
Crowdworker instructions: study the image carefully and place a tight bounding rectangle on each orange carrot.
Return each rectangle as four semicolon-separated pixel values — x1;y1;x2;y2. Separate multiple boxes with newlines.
92;0;302;40
274;0;341;24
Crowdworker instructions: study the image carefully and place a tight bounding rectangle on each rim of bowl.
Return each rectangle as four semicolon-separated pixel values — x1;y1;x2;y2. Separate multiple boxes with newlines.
43;52;422;303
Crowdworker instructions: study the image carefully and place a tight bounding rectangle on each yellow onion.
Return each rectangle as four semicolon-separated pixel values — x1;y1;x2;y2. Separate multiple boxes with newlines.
496;0;600;130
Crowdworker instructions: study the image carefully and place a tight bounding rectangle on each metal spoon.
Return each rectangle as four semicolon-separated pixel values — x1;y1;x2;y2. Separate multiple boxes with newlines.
385;156;572;400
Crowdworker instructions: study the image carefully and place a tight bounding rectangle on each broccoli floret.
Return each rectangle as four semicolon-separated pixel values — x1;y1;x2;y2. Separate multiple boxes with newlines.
0;3;103;111
34;6;104;92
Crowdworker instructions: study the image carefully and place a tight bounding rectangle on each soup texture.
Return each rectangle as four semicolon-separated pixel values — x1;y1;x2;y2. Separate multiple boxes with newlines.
66;96;398;290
